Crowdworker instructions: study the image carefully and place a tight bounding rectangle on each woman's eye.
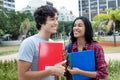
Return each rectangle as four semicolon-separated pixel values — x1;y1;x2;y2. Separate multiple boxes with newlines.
78;24;83;27
74;24;76;27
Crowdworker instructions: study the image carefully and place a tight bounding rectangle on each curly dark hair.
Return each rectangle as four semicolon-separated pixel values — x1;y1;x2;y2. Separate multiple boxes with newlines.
70;16;94;43
34;5;58;30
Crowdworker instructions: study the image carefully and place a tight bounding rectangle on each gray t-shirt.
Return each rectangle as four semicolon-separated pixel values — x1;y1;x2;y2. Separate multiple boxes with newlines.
18;34;54;80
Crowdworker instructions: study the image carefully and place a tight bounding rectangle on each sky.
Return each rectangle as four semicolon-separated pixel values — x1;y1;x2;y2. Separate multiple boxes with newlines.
15;0;79;16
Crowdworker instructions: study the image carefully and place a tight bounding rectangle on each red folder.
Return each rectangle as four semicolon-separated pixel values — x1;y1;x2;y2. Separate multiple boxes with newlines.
38;42;63;71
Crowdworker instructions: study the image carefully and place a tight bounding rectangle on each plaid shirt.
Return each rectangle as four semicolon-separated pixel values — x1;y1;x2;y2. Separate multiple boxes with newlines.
66;41;108;80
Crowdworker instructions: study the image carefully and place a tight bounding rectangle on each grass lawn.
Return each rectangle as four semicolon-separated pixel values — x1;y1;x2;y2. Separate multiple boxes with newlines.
0;42;120;80
0;45;19;56
102;46;120;53
0;44;120;56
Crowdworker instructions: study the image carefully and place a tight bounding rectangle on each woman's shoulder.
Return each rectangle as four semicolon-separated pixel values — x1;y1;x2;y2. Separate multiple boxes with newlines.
65;42;72;53
91;41;103;50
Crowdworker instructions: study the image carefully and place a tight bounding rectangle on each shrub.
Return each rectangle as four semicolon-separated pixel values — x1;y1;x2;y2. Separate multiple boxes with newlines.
106;60;120;80
0;60;17;80
0;60;120;80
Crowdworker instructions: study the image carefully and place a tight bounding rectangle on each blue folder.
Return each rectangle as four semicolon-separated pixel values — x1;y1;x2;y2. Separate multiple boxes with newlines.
68;50;95;80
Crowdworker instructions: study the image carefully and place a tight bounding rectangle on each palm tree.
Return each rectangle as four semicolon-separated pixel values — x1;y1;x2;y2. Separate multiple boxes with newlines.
93;13;108;40
20;18;30;39
93;9;120;46
106;9;120;46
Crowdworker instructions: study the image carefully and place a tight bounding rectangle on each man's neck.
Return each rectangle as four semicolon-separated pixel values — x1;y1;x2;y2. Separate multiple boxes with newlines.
38;31;51;41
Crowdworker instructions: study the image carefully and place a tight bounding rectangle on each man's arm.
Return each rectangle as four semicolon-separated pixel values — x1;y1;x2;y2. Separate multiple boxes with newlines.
18;60;66;80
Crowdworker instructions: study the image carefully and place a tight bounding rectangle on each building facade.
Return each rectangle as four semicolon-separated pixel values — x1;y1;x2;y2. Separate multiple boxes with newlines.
3;0;15;10
0;0;3;11
78;0;120;21
21;0;76;21
58;7;76;21
21;0;53;14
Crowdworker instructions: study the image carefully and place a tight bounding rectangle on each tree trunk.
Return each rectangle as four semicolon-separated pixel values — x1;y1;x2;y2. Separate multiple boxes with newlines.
113;21;116;47
106;20;113;34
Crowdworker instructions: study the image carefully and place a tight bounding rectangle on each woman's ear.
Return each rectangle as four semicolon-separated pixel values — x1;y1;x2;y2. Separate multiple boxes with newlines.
39;23;41;26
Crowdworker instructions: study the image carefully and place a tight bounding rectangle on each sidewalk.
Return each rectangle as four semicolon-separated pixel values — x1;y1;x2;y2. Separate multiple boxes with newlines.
0;53;120;62
105;53;120;61
0;53;18;61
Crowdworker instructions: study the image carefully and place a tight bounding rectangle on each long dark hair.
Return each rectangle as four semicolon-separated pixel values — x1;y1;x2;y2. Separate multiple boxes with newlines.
70;16;94;43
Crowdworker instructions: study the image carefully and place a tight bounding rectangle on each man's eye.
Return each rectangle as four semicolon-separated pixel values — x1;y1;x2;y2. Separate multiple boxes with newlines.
51;18;54;20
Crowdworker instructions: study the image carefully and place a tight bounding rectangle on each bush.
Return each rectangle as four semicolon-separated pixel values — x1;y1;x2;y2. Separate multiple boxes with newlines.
0;60;17;80
0;29;4;38
0;60;120;80
106;60;120;80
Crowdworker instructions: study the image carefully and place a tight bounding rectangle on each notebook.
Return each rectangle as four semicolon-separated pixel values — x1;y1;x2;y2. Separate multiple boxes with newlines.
38;42;63;71
68;50;95;80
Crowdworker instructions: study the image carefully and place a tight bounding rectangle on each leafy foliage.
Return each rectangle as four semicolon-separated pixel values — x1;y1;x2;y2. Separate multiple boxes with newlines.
106;60;120;80
0;60;17;80
93;9;120;35
28;21;38;36
20;18;30;37
0;29;4;38
0;9;34;40
58;21;72;36
106;9;120;21
93;13;108;21
0;59;120;80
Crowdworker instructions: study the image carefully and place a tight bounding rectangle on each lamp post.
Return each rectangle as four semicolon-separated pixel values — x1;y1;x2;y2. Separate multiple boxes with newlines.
113;21;116;47
62;18;65;46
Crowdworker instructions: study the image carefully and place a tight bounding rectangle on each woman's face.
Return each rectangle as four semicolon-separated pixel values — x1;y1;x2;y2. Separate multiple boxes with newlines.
73;19;85;38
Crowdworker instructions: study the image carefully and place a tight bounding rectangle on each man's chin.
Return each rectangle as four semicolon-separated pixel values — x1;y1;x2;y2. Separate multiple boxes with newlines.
51;31;57;34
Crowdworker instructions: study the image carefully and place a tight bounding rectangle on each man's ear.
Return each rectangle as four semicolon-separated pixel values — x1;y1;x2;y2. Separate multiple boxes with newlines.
39;23;41;25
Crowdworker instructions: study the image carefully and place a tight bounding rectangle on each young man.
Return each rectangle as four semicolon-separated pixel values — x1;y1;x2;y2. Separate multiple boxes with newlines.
18;5;66;80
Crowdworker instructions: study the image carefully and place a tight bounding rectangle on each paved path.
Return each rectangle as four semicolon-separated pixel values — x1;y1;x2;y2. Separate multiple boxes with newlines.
0;53;120;62
105;53;120;61
0;53;18;61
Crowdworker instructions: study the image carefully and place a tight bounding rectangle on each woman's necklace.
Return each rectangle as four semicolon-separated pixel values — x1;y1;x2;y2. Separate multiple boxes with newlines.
77;43;86;51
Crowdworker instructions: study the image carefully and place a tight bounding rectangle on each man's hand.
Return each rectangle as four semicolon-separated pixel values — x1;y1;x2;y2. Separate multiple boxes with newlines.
62;49;68;60
49;60;66;76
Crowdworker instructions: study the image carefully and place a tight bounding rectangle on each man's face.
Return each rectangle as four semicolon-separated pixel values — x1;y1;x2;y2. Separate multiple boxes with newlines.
41;13;58;34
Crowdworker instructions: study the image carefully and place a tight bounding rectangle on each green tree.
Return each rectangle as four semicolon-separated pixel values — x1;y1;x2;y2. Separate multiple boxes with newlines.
58;21;72;35
0;29;4;38
28;21;38;36
93;13;108;21
91;21;100;32
93;13;108;33
0;9;34;40
93;9;120;46
93;13;108;40
0;9;8;31
20;18;30;39
116;20;120;31
106;9;120;46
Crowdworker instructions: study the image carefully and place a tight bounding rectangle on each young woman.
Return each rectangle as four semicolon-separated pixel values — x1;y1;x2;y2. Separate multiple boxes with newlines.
65;16;108;80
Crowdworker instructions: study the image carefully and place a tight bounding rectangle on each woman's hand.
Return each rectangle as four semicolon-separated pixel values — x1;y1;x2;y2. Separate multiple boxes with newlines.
62;49;68;60
67;67;83;74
